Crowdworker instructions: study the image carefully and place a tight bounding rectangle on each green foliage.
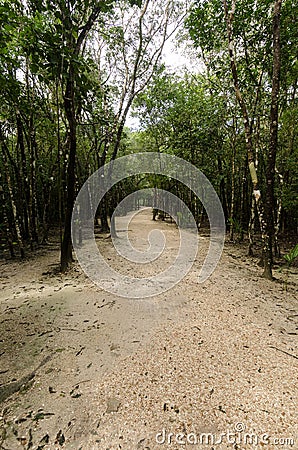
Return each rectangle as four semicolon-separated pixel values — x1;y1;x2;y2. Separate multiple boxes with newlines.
133;71;229;188
228;217;244;236
284;244;298;266
184;0;298;232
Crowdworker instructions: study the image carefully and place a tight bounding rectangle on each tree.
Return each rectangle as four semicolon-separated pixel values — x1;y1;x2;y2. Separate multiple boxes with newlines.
187;0;293;279
264;0;282;277
57;1;117;271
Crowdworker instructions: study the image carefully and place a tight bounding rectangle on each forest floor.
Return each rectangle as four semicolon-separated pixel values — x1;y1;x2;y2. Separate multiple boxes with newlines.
0;209;297;450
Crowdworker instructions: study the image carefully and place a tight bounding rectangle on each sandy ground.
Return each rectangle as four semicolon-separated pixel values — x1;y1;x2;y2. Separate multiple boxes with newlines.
0;209;297;450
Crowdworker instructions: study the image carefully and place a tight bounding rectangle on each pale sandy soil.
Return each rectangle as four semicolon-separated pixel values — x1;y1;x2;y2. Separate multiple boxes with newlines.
0;209;297;450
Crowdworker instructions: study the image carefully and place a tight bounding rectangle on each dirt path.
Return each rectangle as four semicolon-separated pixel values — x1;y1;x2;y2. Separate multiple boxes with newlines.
0;209;297;449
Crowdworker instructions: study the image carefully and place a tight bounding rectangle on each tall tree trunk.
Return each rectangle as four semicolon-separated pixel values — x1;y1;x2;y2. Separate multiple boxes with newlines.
229;117;237;241
29;115;39;245
25;57;39;246
217;156;229;225
55;77;63;248
248;196;256;256
223;0;281;279
61;69;76;272
16;113;30;241
0;177;15;258
239;163;247;242
263;0;282;278
1;131;25;258
98;143;110;233
59;4;104;271
100;196;110;232
274;168;283;257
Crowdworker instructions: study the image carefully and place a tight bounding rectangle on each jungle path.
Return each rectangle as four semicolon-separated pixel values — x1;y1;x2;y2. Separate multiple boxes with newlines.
0;209;297;449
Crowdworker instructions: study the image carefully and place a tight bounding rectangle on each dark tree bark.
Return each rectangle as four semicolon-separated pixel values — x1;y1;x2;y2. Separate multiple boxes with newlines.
60;67;76;272
60;4;104;272
28;115;39;246
16;113;30;240
263;0;282;278
217;156;229;226
99;196;110;233
0;129;25;258
0;179;15;258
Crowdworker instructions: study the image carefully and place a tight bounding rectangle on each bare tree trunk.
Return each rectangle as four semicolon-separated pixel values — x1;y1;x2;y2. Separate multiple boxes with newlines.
99;198;110;232
29;115;39;245
223;0;282;279
61;69;76;272
217;155;229;226
1;131;25;258
55;78;63;249
229;117;236;241
25;57;39;247
239;163;247;242
110;213;117;238
98;145;110;233
16;113;30;241
263;0;282;277
0;177;15;258
60;5;103;271
274;168;283;257
248;196;255;256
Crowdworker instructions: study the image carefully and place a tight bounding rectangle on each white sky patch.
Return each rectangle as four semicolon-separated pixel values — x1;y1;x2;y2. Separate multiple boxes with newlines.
162;35;201;74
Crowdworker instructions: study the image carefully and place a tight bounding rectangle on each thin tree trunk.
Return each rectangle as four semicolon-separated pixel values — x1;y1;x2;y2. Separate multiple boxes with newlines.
100;197;110;232
263;0;282;277
248;196;255;256
61;70;76;272
41;193;50;244
55;78;63;249
223;0;275;279
25;57;39;246
217;156;229;226
29;116;39;245
110;213;117;238
239;164;246;242
274;168;283;257
229;118;236;241
1;132;25;258
60;5;104;271
0;177;15;258
16;113;30;241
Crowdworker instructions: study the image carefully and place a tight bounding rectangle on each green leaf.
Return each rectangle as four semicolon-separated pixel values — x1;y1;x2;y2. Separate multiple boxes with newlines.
284;244;298;265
